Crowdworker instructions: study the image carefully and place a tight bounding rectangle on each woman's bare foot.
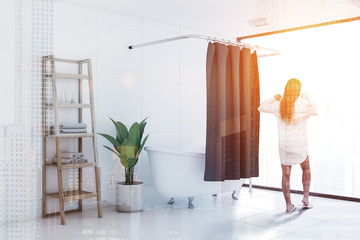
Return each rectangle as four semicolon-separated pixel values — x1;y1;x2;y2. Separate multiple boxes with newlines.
286;203;295;212
302;197;309;206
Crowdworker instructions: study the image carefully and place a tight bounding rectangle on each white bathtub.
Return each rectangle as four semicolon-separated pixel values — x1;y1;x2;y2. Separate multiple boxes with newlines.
145;146;246;208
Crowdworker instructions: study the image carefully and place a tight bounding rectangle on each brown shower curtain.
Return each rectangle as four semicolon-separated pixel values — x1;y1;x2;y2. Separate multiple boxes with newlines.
204;42;260;181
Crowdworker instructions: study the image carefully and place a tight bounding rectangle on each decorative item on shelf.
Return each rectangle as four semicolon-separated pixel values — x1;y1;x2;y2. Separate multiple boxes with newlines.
70;93;77;103
50;123;87;134
61;90;67;103
99;117;149;212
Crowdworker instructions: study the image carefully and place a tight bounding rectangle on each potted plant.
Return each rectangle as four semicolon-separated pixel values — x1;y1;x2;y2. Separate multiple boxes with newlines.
99;117;149;212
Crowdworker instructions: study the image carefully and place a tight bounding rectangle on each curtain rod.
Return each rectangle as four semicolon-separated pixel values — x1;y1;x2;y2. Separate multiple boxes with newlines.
128;34;281;57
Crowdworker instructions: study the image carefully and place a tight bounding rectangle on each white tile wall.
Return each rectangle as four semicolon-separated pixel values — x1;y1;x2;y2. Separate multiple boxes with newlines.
55;1;98;20
142;81;180;133
54;5;98;77
142;20;181;84
97;75;142;126
180;131;206;150
142;41;180;84
0;69;15;124
180;39;207;86
0;1;15;70
51;1;209;204
144;132;180;150
180;83;206;132
98;12;142;77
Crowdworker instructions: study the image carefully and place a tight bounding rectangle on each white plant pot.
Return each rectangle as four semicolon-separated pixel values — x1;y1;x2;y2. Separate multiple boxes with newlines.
116;181;144;212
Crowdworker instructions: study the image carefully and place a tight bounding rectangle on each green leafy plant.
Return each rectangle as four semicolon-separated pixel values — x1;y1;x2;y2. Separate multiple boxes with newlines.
99;118;149;185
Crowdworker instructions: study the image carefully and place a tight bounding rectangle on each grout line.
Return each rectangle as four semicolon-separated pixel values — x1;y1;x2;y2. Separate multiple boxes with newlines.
140;20;144;183
139;78;205;86
284;219;337;237
178;29;181;150
141;19;144;121
268;232;318;240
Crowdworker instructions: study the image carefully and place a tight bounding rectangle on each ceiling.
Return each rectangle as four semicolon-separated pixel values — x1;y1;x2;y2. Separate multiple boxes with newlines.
61;0;250;38
61;0;360;38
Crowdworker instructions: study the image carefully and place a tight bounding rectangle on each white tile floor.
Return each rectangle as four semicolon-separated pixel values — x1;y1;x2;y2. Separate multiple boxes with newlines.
3;186;360;240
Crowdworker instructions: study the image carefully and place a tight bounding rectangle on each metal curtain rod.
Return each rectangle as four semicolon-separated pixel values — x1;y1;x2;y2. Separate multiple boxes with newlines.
128;34;280;56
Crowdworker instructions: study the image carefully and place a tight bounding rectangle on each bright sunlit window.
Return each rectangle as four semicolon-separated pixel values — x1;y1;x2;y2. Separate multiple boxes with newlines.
243;20;360;198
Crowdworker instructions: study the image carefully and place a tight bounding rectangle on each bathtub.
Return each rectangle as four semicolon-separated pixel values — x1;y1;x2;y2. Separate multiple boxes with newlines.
145;146;247;208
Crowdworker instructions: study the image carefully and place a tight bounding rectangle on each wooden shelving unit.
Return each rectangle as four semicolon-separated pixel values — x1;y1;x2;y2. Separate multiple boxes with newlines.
42;55;102;225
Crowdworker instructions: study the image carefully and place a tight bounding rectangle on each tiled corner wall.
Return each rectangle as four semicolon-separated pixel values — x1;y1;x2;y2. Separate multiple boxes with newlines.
1;0;54;238
0;0;211;230
53;2;210;206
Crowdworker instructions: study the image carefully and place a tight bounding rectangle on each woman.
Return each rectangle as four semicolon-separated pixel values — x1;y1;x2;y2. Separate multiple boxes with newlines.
258;78;318;213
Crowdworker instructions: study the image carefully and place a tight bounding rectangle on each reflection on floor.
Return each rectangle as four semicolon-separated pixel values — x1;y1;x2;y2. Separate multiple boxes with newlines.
2;186;360;240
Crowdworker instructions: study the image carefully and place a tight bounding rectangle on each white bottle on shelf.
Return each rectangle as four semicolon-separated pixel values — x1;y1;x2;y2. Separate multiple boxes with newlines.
61;90;67;103
70;94;76;103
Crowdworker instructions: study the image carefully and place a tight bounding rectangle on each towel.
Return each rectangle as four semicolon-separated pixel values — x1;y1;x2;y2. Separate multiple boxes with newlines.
76;153;88;163
54;152;87;164
50;128;87;134
60;152;78;160
79;158;88;163
60;128;87;133
54;158;75;164
59;123;87;129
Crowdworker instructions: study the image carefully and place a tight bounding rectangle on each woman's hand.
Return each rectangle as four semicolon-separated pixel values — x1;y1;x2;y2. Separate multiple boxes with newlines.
274;94;282;101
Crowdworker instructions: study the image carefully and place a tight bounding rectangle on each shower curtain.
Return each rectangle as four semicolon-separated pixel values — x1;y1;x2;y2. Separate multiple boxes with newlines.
204;42;260;181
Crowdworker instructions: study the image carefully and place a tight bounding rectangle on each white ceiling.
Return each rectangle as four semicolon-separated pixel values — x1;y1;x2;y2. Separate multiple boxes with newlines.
61;0;250;38
61;0;360;38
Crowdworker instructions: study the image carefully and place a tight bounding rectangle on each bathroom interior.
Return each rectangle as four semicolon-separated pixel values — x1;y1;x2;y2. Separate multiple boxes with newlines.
1;0;360;239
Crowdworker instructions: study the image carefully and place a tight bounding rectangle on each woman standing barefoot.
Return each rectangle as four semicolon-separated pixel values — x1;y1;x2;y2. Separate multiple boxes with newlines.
258;78;318;213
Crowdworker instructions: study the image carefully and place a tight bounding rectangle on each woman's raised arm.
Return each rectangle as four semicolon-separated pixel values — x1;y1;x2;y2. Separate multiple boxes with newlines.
258;94;281;114
301;93;319;116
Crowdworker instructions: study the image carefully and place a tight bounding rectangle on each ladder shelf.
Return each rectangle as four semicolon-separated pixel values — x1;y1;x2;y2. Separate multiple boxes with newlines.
42;55;102;225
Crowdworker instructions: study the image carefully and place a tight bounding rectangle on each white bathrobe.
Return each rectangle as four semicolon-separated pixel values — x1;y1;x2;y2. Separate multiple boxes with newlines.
258;96;318;165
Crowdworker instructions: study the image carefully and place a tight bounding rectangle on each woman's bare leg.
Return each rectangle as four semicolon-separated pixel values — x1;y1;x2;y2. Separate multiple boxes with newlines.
281;164;293;211
300;156;311;206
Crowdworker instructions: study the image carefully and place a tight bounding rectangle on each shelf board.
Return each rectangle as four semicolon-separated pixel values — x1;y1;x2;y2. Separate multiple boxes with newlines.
46;162;95;169
45;103;91;108
58;103;91;108
54;58;83;63
45;133;94;138
45;73;89;79
42;56;89;64
46;208;81;217
46;190;98;202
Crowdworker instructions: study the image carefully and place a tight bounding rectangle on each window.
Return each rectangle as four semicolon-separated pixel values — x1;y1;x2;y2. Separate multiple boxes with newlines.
243;19;360;198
